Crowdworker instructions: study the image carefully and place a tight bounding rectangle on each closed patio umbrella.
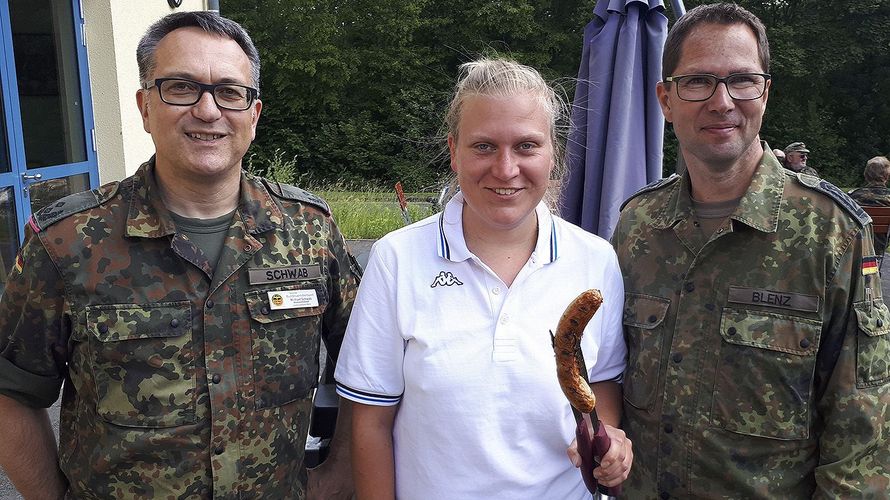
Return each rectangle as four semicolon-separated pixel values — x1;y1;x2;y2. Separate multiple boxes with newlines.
560;0;671;239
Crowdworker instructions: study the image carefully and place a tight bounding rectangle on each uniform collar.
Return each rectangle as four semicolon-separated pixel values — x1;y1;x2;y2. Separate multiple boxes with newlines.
125;157;284;238
655;142;784;233
436;191;559;264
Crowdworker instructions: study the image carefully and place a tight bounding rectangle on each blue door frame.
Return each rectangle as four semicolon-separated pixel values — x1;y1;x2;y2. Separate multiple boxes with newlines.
0;0;98;243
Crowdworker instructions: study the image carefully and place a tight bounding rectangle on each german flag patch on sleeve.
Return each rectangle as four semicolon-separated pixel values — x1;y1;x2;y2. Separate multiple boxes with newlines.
862;256;879;276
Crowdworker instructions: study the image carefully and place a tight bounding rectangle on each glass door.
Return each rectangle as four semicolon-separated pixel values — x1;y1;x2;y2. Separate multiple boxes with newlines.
0;0;97;294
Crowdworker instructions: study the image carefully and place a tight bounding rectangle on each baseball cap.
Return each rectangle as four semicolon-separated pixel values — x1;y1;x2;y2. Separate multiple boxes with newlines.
784;142;810;154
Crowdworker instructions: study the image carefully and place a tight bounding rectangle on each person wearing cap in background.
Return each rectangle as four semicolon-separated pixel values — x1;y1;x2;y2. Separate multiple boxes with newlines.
772;148;785;165
784;141;819;176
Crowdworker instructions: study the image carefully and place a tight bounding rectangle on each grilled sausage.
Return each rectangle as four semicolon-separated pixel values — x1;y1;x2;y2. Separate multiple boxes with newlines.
553;289;602;414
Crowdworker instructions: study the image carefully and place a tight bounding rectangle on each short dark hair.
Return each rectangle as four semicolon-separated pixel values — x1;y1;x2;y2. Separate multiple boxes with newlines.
662;3;769;79
137;11;260;90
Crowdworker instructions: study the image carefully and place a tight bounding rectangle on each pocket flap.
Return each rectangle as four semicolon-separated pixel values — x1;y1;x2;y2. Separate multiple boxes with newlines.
623;293;670;329
245;283;329;324
720;308;821;355
853;300;890;337
86;302;192;342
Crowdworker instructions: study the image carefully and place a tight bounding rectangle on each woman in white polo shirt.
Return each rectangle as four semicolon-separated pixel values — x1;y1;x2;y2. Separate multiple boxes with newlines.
335;58;631;499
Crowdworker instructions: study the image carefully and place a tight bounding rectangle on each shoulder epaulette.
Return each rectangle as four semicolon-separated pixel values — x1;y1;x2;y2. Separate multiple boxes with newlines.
620;174;680;211
32;182;120;231
265;180;331;216
799;176;870;227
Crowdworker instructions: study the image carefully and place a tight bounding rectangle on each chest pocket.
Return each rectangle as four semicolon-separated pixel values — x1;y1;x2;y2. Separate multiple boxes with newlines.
622;293;670;410
85;302;196;428
854;300;890;388
245;281;328;409
712;307;821;440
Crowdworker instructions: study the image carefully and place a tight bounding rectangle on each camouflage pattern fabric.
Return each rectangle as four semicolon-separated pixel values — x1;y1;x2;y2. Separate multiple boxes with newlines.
795;165;820;177
0;158;360;499
612;148;890;498
850;185;890;255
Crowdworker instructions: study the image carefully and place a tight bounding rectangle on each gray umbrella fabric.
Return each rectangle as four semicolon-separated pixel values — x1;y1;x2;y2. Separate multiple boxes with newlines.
560;0;669;239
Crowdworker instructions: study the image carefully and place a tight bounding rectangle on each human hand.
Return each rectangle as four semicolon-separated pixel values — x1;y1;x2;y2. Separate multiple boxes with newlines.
566;423;632;488
306;457;354;500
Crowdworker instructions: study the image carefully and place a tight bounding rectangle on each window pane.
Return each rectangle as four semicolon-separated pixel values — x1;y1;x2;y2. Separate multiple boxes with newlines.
10;0;86;168
28;173;89;214
0;187;20;297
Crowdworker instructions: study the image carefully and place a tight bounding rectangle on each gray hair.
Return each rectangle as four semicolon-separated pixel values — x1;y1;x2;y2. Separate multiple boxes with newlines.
445;58;569;209
864;156;890;184
662;3;770;79
137;11;260;90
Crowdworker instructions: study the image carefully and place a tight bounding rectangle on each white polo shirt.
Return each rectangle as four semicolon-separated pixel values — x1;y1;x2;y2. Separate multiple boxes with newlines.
335;193;626;500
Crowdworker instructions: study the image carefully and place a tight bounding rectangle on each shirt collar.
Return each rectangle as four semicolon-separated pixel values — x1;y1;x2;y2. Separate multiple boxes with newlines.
125;157;284;238
654;141;784;233
436;191;559;264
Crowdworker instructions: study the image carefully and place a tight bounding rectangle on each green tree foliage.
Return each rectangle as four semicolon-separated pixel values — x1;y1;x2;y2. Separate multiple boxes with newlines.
224;0;596;190
226;1;890;189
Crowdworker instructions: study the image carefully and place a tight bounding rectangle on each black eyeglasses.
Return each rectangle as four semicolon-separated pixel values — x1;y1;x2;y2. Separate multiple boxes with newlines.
664;73;770;102
144;78;259;111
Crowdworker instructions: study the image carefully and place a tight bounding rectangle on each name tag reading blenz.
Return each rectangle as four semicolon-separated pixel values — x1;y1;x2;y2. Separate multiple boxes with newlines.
248;265;322;284
728;286;820;313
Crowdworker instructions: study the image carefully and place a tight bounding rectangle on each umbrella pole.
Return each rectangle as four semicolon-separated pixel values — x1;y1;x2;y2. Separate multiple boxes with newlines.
670;0;686;18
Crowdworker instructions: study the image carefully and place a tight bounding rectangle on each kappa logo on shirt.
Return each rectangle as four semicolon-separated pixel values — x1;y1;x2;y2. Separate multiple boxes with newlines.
430;271;464;287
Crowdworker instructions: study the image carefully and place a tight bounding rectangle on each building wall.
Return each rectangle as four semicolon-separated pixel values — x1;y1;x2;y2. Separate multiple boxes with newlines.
83;0;209;183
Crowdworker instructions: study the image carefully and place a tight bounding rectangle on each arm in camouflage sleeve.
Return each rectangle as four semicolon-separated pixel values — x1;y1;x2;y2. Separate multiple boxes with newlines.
0;395;67;498
0;225;71;498
307;218;360;499
813;226;890;497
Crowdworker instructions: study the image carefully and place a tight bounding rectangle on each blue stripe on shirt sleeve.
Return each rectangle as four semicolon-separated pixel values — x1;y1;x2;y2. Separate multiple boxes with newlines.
336;382;402;406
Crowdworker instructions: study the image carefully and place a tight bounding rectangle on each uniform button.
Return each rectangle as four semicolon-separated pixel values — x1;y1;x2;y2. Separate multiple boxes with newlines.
693;220;700;227
500;315;509;325
214;446;225;455
206;300;215;309
727;327;737;336
672;353;683;363
799;338;811;348
492;287;500;295
664;423;673;433
170;319;179;328
211;374;221;384
239;405;246;412
648;315;658;323
261;307;270;315
98;324;108;334
684;282;695;293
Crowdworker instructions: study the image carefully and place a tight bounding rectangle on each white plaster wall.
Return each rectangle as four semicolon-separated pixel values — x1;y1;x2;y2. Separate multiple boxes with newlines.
83;0;208;183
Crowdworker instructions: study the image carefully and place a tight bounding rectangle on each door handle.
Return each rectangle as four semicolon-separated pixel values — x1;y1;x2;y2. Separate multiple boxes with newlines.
22;173;42;181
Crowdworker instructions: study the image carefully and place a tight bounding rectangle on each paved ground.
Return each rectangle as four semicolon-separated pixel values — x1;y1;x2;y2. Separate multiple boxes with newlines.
1;242;885;498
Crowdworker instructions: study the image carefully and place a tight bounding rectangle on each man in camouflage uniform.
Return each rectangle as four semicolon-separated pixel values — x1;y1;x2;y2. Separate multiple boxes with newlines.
0;12;359;499
612;4;889;498
784;141;820;177
850;156;890;255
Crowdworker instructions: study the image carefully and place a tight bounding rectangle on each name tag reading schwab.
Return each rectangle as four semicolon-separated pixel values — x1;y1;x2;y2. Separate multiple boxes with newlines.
268;289;319;310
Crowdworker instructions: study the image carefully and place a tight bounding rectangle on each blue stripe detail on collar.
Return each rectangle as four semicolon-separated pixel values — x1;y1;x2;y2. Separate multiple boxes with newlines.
549;219;558;262
438;211;451;260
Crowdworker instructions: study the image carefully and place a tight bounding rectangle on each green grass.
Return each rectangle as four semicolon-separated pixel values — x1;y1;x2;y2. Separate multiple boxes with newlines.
324;191;437;239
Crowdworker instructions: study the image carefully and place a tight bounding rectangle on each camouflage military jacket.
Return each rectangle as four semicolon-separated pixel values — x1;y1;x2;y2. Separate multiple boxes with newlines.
849;184;890;208
0;159;360;499
612;150;890;498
